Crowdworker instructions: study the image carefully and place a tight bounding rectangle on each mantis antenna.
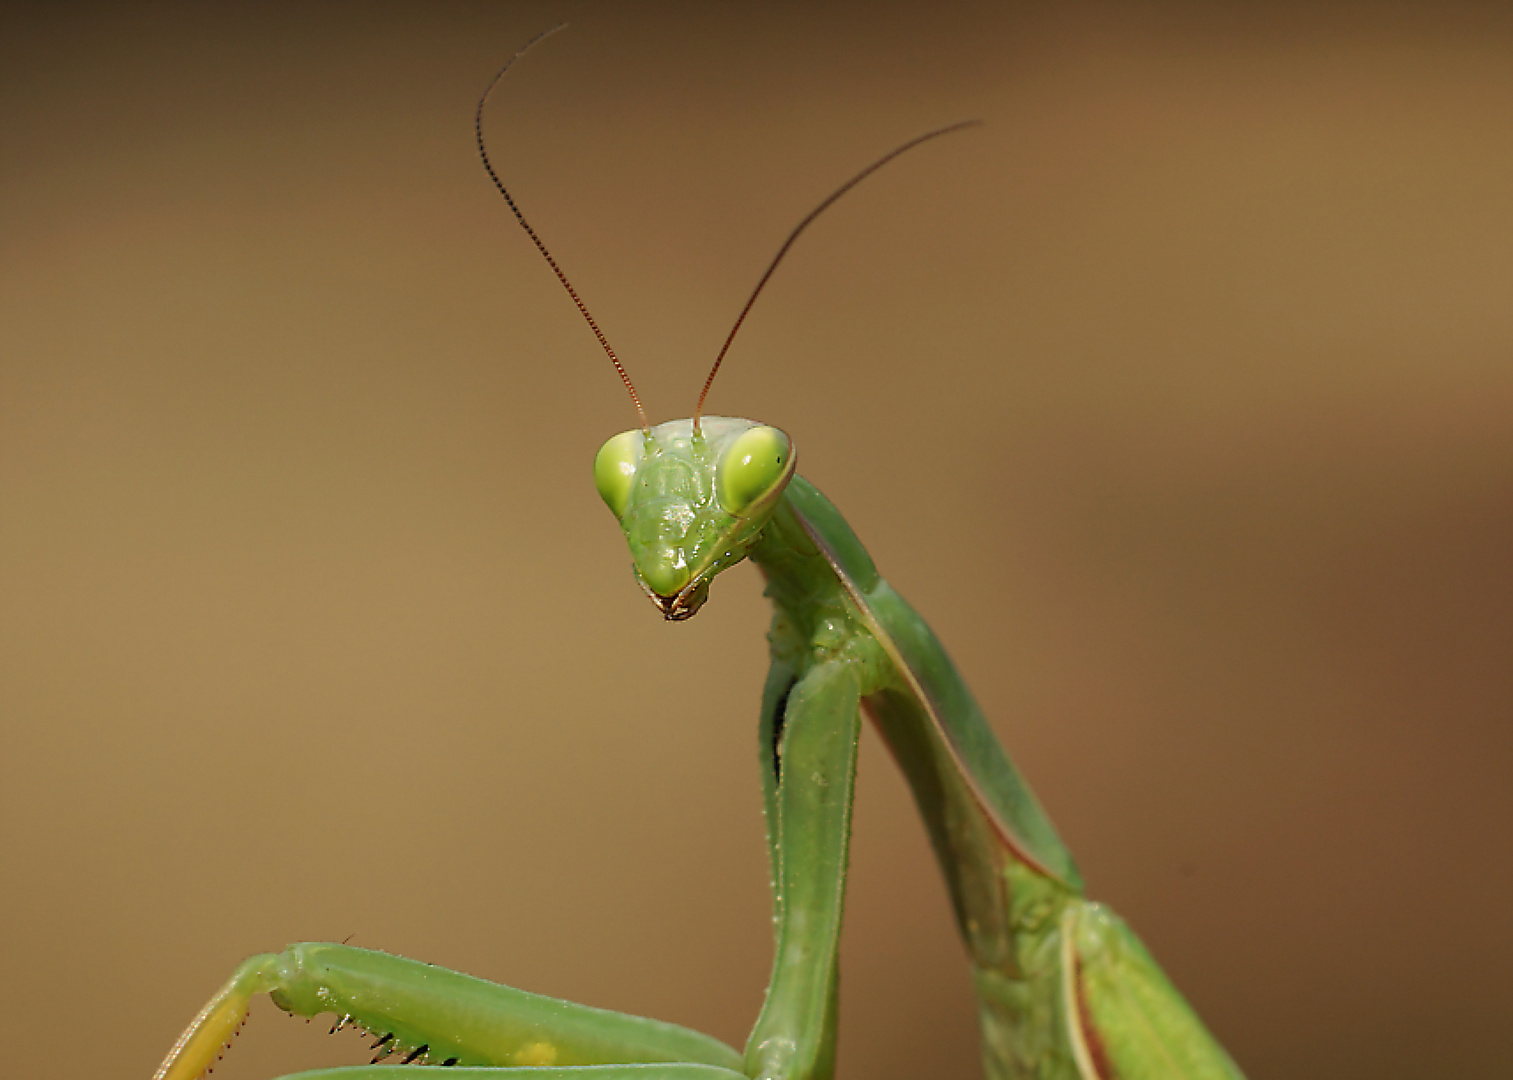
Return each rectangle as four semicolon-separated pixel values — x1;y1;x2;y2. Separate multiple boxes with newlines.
692;117;982;432
475;24;651;432
479;27;978;435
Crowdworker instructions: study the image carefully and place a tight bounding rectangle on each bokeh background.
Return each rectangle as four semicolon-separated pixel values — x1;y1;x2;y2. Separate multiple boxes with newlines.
2;4;1510;1079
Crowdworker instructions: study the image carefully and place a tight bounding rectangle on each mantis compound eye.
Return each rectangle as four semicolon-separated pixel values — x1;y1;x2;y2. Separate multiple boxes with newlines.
717;425;791;515
593;429;644;518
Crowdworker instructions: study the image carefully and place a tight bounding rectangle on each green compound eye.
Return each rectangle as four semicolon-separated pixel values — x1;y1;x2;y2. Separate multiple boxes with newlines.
594;430;643;518
718;425;792;514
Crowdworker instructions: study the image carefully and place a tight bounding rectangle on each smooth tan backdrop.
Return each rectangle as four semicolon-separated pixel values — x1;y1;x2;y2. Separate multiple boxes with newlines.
2;4;1510;1080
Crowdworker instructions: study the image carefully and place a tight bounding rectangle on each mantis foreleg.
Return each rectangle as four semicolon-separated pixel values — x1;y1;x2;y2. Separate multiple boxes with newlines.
745;659;863;1080
153;944;741;1080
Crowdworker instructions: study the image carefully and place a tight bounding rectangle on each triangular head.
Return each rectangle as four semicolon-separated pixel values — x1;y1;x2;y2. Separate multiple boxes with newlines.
594;417;795;619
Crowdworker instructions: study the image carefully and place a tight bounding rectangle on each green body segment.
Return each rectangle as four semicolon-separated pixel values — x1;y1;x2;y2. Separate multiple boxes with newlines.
266;944;741;1069
744;661;863;1080
152;417;1243;1080
154;945;741;1080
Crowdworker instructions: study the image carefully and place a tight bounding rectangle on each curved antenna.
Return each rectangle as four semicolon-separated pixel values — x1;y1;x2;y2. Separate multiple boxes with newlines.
476;25;649;431
693;119;981;431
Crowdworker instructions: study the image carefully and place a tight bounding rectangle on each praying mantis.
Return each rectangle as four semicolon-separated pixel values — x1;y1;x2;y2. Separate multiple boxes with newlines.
153;28;1246;1080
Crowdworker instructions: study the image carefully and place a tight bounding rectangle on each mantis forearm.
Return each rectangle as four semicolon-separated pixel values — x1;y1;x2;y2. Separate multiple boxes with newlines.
153;945;742;1080
744;661;862;1080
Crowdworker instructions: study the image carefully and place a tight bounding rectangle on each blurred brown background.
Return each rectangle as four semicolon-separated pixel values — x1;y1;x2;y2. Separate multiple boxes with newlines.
2;3;1509;1079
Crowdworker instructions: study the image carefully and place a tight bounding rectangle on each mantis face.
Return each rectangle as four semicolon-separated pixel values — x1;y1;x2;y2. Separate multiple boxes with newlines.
594;416;795;620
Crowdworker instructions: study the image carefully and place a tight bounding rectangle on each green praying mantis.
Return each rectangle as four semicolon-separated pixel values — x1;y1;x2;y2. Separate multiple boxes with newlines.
153;29;1247;1080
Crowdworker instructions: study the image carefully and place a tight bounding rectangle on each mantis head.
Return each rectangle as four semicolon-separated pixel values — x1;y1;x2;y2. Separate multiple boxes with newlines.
594;418;795;620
